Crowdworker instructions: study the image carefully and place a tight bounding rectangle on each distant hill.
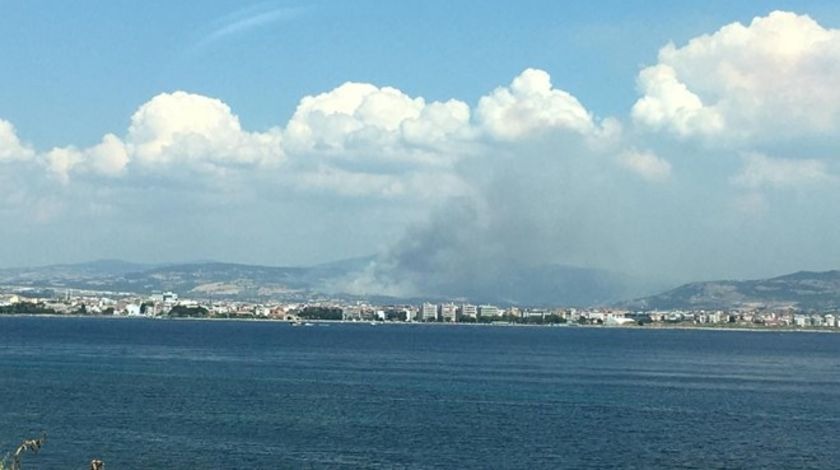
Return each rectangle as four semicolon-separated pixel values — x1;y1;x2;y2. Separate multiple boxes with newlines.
0;259;155;280
626;270;840;311
0;257;366;300
417;264;658;307
0;257;655;305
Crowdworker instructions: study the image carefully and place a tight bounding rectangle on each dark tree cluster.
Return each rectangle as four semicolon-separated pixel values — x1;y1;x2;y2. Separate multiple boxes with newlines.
298;306;343;320
167;305;210;318
0;302;56;315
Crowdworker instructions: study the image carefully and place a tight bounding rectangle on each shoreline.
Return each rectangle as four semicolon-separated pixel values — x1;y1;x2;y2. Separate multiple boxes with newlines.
2;313;840;334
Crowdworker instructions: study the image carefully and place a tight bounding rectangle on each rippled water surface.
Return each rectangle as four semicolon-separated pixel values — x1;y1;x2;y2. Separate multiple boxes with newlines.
1;317;839;468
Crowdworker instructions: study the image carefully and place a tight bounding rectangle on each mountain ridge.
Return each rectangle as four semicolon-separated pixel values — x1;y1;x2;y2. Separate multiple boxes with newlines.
626;269;840;311
0;257;647;306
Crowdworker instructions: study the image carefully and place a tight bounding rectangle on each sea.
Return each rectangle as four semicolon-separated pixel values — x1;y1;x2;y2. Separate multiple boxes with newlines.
1;317;839;469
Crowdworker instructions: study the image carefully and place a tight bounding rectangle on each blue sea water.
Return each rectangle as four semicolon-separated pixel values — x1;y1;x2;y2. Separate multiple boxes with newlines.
1;318;840;469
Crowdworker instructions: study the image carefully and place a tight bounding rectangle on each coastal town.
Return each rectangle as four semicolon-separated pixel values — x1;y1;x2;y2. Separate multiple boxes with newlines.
2;288;840;330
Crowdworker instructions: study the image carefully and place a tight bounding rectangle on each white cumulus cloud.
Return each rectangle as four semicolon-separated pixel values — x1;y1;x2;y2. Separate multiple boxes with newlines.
40;91;284;181
127;91;284;170
284;82;472;165
0;119;35;161
477;68;609;140
632;64;724;137
633;11;840;142
45;134;129;182
281;81;478;199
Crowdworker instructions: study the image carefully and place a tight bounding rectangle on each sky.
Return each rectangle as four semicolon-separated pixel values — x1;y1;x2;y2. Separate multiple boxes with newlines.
3;1;840;293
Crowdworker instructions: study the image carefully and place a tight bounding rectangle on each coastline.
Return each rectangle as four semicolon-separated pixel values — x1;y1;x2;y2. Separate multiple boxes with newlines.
2;313;840;334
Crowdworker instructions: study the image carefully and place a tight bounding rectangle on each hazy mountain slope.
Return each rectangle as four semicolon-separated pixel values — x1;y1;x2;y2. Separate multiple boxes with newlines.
627;270;840;310
0;257;649;305
426;264;658;306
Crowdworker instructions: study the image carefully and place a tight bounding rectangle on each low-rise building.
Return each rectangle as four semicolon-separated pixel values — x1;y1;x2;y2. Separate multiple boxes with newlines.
125;303;142;316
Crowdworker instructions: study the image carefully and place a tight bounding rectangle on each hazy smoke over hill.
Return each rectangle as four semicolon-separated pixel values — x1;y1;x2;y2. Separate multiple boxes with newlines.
335;133;667;304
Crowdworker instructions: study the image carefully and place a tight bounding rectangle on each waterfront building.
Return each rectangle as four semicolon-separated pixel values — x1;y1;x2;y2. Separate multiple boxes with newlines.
0;295;17;306
523;309;547;320
478;305;499;318
440;303;457;322
125;303;141;316
162;292;178;304
605;315;636;326
421;303;438;321
343;306;363;321
460;304;478;319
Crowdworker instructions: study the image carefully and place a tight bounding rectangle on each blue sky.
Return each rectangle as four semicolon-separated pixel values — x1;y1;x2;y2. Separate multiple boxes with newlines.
3;1;840;293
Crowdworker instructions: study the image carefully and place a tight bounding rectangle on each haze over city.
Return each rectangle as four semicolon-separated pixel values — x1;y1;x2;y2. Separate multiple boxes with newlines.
3;1;840;299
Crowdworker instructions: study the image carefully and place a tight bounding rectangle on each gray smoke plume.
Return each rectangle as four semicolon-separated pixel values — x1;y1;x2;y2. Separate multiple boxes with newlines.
335;132;668;305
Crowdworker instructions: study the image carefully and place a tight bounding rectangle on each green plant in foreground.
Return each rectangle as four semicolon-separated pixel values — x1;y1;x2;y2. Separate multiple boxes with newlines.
0;435;46;470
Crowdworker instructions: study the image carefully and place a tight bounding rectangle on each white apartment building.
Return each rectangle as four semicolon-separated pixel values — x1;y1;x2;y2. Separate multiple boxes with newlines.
421;303;438;321
460;304;478;319
478;305;499;318
439;303;457;322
